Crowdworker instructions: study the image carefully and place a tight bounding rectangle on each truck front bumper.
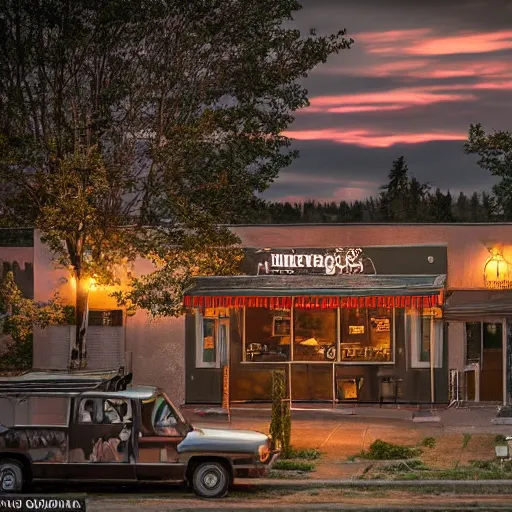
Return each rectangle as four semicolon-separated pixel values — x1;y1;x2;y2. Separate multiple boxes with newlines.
233;451;280;479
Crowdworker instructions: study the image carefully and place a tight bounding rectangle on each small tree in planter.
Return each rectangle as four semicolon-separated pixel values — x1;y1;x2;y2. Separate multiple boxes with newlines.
269;370;291;458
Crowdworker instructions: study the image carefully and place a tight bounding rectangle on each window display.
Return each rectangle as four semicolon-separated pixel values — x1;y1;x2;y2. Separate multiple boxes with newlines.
293;309;337;361
245;307;290;362
406;308;443;368
241;304;396;363
341;307;392;362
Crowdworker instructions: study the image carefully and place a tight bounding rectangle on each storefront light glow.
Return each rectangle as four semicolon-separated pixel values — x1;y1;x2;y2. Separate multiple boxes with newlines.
484;246;512;289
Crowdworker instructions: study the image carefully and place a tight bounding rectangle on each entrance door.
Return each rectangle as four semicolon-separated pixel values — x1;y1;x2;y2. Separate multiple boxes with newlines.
466;322;503;402
481;322;503;401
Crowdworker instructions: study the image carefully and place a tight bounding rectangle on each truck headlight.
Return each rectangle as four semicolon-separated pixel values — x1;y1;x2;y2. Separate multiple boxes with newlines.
258;442;271;463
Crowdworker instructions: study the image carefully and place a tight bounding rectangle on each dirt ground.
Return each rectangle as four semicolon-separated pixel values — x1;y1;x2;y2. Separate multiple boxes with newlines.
190;414;505;480
86;489;512;511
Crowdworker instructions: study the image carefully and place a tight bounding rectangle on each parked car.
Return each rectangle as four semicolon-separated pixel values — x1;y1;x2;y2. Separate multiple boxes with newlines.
0;371;279;498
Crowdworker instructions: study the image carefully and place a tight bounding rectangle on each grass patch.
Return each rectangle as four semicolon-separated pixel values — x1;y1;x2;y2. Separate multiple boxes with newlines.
273;460;316;472
420;436;436;448
355;439;422;460
360;458;512;482
462;433;472;449
268;469;309;480
282;448;321;460
381;460;427;472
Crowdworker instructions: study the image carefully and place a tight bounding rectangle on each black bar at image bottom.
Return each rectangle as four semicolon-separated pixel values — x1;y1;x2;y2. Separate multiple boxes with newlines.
0;497;86;512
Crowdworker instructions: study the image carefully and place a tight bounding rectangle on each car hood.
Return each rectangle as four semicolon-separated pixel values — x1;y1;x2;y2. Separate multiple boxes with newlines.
178;427;268;454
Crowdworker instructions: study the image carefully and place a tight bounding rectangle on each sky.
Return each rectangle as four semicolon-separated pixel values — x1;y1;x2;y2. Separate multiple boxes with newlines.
263;0;512;204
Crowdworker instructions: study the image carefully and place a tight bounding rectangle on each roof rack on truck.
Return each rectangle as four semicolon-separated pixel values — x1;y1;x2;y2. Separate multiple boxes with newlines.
0;368;132;395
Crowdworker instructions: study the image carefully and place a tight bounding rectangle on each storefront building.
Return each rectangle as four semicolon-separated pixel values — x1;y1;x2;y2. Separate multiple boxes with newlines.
184;244;448;405
5;224;512;408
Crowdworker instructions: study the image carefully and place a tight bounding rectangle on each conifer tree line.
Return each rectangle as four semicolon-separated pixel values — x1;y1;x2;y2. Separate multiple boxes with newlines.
248;155;501;224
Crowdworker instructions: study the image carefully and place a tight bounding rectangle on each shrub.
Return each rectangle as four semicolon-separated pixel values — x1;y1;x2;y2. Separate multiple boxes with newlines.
360;439;422;460
421;436;436;448
283;448;321;460
274;460;315;472
269;370;292;457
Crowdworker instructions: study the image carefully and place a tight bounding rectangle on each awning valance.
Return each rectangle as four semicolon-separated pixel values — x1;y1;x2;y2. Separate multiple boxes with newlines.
183;274;446;309
444;290;512;319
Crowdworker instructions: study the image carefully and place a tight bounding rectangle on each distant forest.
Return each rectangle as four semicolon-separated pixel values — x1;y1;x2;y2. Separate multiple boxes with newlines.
247;156;500;224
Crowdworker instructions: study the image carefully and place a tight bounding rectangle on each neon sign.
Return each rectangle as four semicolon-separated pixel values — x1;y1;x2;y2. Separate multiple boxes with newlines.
256;248;377;276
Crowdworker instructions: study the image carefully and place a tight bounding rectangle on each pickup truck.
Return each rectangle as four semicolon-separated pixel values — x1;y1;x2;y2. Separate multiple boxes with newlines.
0;371;279;498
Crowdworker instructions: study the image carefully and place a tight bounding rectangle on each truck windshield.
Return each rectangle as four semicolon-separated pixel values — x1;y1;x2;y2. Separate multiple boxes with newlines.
141;394;191;437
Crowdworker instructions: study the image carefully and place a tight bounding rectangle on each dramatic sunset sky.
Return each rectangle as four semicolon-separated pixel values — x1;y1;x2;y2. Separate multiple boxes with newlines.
265;0;512;203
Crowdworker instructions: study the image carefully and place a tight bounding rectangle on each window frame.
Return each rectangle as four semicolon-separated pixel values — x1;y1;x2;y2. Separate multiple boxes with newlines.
195;311;230;369
88;309;123;327
406;309;443;369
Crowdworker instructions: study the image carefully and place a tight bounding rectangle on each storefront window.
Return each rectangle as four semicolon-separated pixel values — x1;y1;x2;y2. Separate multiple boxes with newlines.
293;309;337;361
245;308;290;362
195;310;229;369
406;308;443;368
341;307;393;362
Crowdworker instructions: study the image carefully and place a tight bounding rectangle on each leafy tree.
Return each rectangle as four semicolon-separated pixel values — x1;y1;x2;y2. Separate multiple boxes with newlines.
465;123;512;220
0;0;352;367
0;272;68;371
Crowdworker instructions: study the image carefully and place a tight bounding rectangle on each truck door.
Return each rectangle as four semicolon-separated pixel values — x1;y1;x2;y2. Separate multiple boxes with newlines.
67;396;136;481
136;394;187;481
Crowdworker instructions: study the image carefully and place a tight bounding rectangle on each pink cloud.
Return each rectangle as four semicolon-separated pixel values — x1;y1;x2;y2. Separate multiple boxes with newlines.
283;128;466;148
356;29;432;46
304;87;476;115
276;174;378;188
319;105;407;113
340;59;512;80
408;31;512;56
273;186;375;204
358;28;512;56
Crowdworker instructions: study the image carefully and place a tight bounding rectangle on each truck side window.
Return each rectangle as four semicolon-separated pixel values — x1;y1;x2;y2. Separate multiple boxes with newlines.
140;396;179;436
78;399;96;423
103;399;131;424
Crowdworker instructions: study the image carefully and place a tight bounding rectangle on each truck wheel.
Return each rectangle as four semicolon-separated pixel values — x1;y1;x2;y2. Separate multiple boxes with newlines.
192;461;229;498
0;460;24;493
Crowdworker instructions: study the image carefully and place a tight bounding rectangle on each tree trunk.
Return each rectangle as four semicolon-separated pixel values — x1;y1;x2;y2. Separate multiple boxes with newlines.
70;277;90;370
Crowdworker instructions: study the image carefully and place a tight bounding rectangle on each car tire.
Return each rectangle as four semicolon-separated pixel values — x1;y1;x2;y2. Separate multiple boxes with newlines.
0;459;24;493
192;461;229;499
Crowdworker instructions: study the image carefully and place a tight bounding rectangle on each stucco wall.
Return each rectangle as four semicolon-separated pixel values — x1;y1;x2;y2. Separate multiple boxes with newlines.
230;223;512;290
125;310;185;406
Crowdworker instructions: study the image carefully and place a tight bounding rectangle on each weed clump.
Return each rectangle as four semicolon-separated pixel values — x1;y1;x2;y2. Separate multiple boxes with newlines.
273;460;315;472
283;448;321;460
358;439;422;460
421;436;436;448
